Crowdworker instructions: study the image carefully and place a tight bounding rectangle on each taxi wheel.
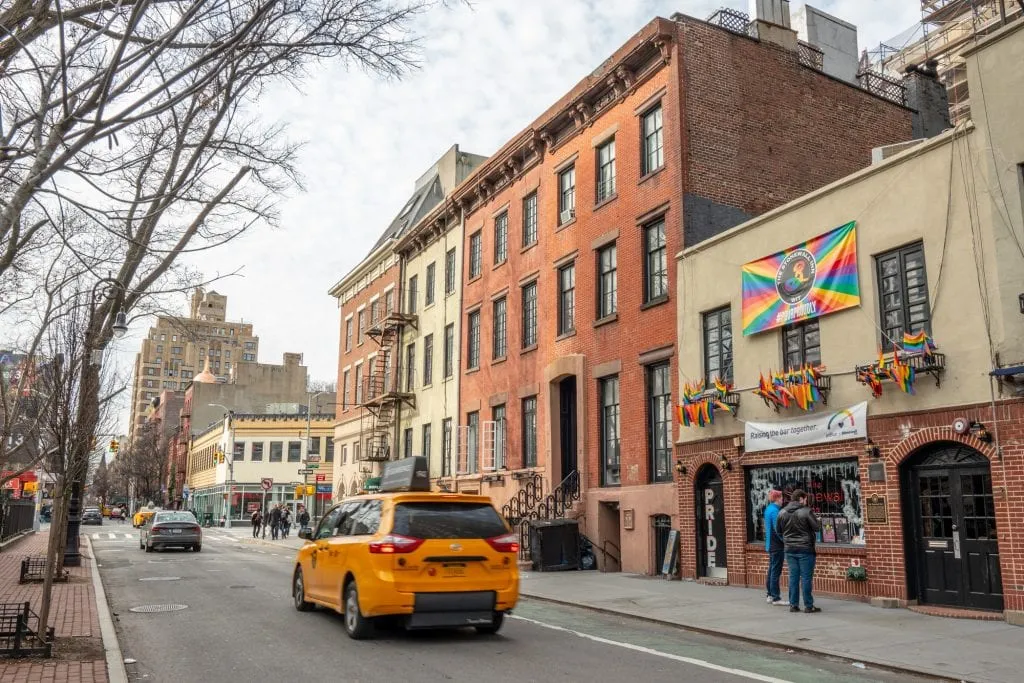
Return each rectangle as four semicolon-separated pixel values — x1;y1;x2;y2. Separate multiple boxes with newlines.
293;568;314;612
475;612;505;635
343;582;372;640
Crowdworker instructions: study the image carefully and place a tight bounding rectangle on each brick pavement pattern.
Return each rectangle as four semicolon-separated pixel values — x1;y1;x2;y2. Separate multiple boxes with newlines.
0;532;108;682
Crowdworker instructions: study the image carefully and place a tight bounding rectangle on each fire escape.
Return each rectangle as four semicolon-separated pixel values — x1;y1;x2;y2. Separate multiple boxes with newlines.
358;289;416;466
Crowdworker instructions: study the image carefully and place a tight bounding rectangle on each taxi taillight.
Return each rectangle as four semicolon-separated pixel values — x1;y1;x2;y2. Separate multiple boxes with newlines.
368;534;424;554
485;533;520;554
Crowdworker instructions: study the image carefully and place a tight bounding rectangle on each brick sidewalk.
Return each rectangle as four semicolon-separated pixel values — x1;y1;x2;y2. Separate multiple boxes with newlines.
0;531;107;682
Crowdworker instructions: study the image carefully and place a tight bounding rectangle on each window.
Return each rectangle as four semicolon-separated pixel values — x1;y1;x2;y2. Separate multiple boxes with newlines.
469;231;482;279
642;103;664;175
876;242;930;345
522;192;538;247
442;418;453;476
405;342;416;391
746;459;862;545
244;341;256;351
425;262;436;306
354;363;363;404
444;323;455;378
269;442;283;462
232;442;245;461
522;396;537;468
342;369;350;409
422;424;432;461
596;138;616;202
403;428;414;459
703;306;733;383
558;166;576;224
357;309;366;345
492;297;507;359
597;244;617;319
600;376;621;486
352;441;360;463
407;275;418;314
287;441;301;462
494;211;508;264
466;310;481;370
392;502;508;539
557;263;576;335
492;404;506;470
644;218;668;303
783;320;821;370
422;333;433;386
308;436;321;455
647;362;672;483
345;320;353;352
251;443;263;461
172;346;182;355
325;438;334;463
384;289;394;317
445;248;457;295
466;411;479;474
341;444;348;465
521;281;538;348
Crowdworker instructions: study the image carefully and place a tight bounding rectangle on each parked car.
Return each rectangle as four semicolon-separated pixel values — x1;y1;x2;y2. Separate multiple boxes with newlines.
82;508;103;525
141;511;203;552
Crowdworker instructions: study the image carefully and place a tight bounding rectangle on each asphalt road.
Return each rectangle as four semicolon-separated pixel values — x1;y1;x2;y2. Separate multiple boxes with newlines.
90;531;937;683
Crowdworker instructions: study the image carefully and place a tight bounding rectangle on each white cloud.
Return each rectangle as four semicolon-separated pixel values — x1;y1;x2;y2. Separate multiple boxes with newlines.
110;0;924;431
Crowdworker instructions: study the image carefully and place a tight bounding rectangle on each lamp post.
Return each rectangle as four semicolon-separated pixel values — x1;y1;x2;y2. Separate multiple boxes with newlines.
66;276;128;567
209;404;234;527
304;392;325;522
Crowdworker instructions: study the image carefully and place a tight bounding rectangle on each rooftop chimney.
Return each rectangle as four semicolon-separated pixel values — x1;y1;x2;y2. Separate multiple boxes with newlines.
749;0;797;51
904;60;951;139
792;4;859;83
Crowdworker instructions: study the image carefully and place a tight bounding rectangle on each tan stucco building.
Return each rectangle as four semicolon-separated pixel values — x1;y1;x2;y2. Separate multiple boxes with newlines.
674;20;1024;621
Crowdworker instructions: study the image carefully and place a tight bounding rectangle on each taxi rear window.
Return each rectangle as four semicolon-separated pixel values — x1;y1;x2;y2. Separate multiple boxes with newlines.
391;503;507;539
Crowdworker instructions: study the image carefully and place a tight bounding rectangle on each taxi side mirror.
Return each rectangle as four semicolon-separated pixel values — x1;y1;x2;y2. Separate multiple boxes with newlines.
298;527;313;540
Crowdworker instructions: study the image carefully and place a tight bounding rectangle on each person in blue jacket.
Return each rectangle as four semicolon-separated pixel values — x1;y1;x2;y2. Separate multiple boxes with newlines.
764;489;787;605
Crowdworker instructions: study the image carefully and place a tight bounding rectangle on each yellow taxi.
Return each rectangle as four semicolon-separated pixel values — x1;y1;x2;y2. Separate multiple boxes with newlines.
133;508;156;528
292;457;520;639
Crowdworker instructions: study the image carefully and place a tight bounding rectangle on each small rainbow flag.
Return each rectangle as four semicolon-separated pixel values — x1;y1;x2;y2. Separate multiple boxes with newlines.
902;331;936;357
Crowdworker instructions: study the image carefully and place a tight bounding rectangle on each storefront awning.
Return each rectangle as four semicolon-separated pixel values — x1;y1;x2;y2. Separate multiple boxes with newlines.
990;365;1024;377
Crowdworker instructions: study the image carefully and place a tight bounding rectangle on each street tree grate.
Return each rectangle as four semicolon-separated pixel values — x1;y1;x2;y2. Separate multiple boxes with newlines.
129;604;188;613
138;577;181;581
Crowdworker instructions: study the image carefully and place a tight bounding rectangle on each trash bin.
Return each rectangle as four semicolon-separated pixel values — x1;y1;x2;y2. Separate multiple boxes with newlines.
528;518;581;571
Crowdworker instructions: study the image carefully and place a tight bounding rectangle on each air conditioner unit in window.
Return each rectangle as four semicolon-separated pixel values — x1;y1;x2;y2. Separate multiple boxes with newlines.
560;209;575;224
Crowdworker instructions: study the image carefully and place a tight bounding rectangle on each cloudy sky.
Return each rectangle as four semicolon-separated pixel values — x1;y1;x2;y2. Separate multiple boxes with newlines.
110;0;923;433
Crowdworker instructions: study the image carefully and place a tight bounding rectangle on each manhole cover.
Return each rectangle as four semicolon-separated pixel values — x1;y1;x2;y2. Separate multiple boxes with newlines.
129;604;188;613
139;577;181;581
229;585;254;589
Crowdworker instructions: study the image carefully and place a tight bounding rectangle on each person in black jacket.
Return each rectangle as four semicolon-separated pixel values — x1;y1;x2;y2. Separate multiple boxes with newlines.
269;505;282;540
297;505;310;529
777;489;822;613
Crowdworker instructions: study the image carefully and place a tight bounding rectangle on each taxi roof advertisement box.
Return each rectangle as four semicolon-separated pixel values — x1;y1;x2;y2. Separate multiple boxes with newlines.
380;456;430;492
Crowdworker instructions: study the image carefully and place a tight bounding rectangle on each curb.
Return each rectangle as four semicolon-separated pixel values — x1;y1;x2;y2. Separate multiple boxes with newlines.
0;528;34;552
520;591;962;683
85;535;129;683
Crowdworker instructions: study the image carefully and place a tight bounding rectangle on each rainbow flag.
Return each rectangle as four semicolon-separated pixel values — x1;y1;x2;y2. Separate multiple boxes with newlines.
902;331;936;357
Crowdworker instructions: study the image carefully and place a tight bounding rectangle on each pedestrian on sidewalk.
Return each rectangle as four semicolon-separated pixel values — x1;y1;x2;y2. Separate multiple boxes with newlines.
298;504;310;531
281;507;292;538
778;489;821;613
270;505;282;540
251;509;263;538
764;490;787;606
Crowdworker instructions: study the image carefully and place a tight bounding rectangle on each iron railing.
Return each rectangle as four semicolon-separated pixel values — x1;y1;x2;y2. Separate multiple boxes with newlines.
706;8;752;35
857;69;908;106
0;601;54;658
797;40;824;70
501;472;544;525
0;501;34;543
516;470;582;561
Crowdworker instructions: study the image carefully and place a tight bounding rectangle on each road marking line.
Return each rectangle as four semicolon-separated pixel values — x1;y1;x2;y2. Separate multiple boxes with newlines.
108;533;117;539
509;615;792;683
92;533;100;540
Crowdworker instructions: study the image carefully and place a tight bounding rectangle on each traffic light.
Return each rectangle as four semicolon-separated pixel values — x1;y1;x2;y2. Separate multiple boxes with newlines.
294;485;304;498
305;485;315;496
109;439;119;453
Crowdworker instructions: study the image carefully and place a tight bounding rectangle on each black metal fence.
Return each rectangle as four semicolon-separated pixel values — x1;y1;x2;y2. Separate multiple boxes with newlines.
0;501;35;544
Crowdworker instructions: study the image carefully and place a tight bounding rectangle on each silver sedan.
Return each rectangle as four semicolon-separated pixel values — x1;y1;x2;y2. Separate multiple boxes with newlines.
141;511;203;552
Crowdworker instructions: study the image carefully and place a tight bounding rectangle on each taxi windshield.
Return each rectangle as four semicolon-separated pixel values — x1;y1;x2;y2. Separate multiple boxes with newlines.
391;502;507;539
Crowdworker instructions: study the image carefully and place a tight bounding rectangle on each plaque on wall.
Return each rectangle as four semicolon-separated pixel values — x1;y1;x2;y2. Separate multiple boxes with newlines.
623;509;635;530
865;495;888;524
867;462;886;482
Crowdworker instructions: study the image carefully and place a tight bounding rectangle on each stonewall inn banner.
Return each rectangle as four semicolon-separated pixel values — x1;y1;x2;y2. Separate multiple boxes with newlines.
741;221;860;336
744;402;868;453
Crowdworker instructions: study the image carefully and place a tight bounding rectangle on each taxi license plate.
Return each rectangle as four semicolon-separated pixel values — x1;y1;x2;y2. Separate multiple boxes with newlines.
171;529;182;534
442;566;465;578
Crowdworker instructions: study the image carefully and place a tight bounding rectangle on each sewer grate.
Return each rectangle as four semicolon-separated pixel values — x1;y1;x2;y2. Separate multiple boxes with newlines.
129;604;188;613
139;577;181;582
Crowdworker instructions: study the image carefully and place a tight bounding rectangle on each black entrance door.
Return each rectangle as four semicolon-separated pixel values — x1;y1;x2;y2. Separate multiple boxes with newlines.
559;377;578;487
907;445;1003;611
695;466;727;579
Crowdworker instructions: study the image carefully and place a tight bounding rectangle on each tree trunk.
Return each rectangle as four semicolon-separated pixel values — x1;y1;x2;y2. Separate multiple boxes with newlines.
38;475;66;637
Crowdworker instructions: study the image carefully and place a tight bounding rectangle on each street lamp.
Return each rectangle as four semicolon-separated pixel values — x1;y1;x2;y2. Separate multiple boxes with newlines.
66;275;127;567
209;404;234;528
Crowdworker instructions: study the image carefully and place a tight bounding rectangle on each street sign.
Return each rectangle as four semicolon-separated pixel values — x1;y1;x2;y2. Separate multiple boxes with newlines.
306;464;320;469
260;478;273;491
297;468;313;475
305;455;321;463
316;484;332;494
315;474;326;482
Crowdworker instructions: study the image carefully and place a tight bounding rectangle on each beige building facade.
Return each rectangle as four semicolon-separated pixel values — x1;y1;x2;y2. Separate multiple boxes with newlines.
674;21;1024;620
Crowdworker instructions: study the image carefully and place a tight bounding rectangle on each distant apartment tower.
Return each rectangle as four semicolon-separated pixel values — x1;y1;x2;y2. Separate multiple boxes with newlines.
128;289;259;440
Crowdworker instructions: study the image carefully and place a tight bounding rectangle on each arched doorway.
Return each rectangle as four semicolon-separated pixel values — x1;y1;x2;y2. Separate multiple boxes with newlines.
695;465;727;579
902;442;1003;610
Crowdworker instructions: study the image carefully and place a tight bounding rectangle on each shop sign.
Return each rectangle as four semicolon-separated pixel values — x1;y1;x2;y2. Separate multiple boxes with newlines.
741;221;860;335
316;484;332;494
744;402;867;453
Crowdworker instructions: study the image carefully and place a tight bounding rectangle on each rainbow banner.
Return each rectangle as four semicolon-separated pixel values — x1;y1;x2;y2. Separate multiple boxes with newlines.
741;221;860;336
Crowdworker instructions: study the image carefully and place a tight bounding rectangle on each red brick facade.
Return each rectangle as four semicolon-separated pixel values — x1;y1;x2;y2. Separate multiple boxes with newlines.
676;399;1024;619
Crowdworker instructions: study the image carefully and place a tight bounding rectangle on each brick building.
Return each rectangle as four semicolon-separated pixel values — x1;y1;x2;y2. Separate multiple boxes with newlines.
441;7;918;573
674;19;1024;622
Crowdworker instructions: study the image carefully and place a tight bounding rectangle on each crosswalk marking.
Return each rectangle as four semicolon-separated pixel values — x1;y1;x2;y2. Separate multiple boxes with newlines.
92;532;136;540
